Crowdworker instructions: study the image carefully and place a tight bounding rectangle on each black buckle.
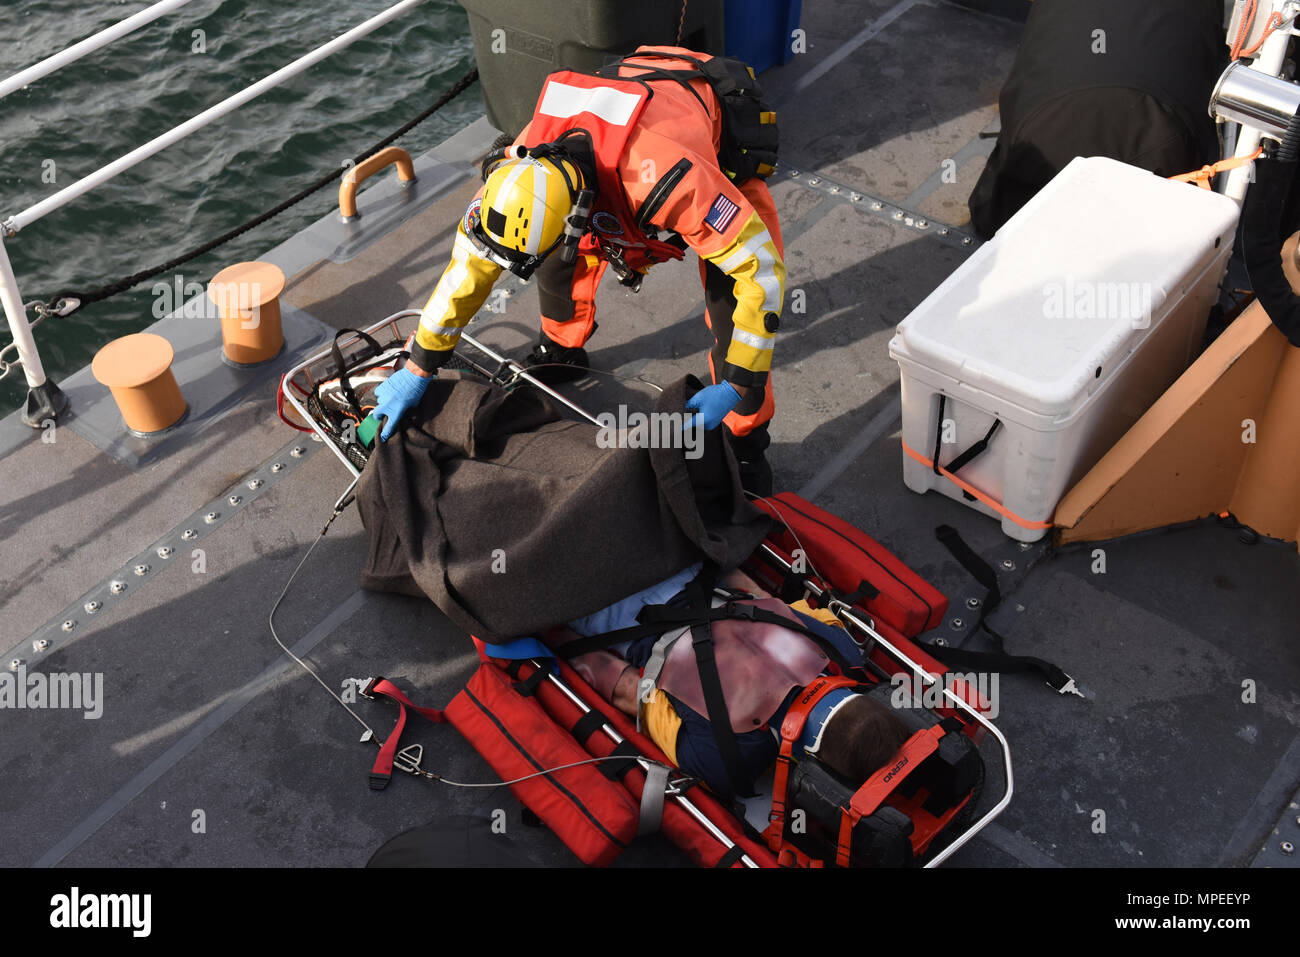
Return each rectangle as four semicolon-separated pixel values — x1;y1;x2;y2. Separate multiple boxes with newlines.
368;771;391;791
720;601;756;620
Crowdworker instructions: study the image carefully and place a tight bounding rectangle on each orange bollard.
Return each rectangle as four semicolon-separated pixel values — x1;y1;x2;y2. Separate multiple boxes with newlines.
91;333;187;436
207;261;286;366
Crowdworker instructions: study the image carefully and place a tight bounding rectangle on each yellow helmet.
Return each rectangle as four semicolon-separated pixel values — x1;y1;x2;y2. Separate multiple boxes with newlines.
470;149;588;278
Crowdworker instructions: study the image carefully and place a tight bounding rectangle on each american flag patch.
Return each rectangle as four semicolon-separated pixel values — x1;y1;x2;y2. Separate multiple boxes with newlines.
704;193;741;233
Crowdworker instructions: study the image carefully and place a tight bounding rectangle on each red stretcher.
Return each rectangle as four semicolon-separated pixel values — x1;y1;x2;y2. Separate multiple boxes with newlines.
280;312;1014;868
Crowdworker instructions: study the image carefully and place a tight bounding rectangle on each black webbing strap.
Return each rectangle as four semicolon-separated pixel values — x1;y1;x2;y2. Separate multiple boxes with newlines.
936;525;1001;613
932;394;1001;500
835;579;880;606
510;667;546;698
325;328;384;419
555;601;860;675
932;395;946;476
927;525;1075;693
570;710;606;744
917;641;1073;693
690;621;754;799
944;419;1002;475
597;739;641;781
714;844;746;868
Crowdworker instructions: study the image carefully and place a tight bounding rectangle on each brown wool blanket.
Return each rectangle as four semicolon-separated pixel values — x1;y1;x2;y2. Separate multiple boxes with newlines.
356;374;770;641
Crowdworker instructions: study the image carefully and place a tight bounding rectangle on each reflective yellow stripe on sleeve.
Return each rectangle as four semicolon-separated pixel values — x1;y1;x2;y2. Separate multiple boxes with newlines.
414;225;503;354
702;210;784;375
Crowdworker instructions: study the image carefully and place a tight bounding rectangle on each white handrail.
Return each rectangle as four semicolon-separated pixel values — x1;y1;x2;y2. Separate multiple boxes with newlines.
2;0;429;236
0;0;199;101
1223;1;1300;202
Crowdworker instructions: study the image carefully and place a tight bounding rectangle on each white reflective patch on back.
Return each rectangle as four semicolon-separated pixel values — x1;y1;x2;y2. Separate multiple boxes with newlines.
538;81;641;126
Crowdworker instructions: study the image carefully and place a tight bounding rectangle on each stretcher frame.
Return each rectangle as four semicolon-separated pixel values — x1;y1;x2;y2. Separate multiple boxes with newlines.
278;309;1014;867
280;309;604;479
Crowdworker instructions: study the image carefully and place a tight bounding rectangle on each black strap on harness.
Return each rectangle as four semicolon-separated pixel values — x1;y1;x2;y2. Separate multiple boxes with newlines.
919;524;1075;694
555;595;861;677
557;563;872;800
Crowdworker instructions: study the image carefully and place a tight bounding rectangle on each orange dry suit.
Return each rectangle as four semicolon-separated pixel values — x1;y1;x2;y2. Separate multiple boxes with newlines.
409;46;785;439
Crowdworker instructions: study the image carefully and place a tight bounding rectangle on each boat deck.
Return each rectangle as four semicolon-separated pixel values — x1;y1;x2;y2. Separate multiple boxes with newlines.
2;0;1298;869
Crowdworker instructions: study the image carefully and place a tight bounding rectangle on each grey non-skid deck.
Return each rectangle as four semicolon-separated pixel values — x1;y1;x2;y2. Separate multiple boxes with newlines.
2;0;1297;869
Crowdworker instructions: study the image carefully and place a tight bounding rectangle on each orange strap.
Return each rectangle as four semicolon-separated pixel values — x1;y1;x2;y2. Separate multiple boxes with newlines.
900;438;1053;532
1232;0;1288;61
1170;147;1264;190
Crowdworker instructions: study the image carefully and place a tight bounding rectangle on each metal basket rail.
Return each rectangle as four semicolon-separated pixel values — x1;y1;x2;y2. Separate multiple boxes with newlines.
279;309;602;477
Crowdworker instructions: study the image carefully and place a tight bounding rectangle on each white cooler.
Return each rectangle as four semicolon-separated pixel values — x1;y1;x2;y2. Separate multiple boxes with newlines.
888;156;1240;542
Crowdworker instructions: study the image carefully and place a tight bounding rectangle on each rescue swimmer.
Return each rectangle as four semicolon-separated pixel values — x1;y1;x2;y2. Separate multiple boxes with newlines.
372;46;785;493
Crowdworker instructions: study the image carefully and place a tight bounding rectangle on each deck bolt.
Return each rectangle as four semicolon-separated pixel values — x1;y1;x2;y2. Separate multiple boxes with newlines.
1001;559;1016;570
966;597;981;609
247;478;263;490
829;185;840;194
228;494;242;507
788;168;800;177
872;201;884;211
204;512;219;524
917;219;928;228
271;463;285;473
808;177;821;186
962;236;973;246
61;620;76;632
34;639;50;652
9;659;20;672
85;600;102;614
893;211;904;221
291;446;305;457
939;227;950;236
1282;841;1295;855
933;637;948;647
1019;541;1033;550
133;564;150;576
850;192;862;201
110;580;127;595
157;546;174;559
949;617;964;629
181;529;197;541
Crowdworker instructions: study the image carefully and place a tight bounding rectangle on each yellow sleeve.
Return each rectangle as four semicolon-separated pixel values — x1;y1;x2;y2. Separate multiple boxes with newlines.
642;689;682;767
790;599;848;630
410;211;502;369
700;209;785;382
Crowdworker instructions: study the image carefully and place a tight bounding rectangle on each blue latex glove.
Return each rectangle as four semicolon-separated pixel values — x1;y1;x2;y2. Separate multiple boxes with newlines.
685;382;741;431
372;366;433;441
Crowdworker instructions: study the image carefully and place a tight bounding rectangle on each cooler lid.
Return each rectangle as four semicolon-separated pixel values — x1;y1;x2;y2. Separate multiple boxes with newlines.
892;157;1239;417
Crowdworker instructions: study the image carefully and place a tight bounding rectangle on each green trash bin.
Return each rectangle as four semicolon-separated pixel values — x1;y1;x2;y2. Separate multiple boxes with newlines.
457;0;725;136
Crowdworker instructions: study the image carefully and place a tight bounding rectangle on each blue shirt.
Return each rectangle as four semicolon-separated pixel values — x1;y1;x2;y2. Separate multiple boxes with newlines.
567;562;703;641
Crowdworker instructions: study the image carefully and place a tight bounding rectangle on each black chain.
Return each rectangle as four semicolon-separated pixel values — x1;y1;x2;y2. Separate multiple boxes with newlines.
34;67;479;319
